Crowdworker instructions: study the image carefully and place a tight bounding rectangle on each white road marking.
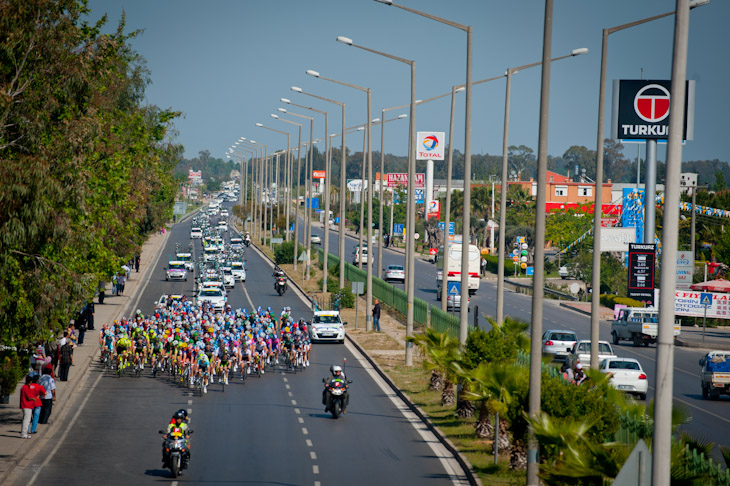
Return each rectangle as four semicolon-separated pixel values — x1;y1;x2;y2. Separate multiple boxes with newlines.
187;408;192;415
294;408;301;414
187;399;193;405
172;482;178;486
302;427;309;435
315;481;321;486
288;391;293;397
283;377;288;382
285;384;291;389
306;439;313;447
291;399;297;406
312;465;319;474
310;451;317;460
27;370;105;485
298;417;304;424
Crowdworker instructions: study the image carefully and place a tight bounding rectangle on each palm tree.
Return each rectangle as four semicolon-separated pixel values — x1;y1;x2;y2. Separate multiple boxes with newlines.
406;328;460;407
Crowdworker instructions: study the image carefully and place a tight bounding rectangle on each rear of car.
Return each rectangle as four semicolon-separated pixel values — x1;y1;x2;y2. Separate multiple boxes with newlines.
230;238;243;251
311;234;322;245
542;330;577;361
176;252;194;272
310;311;345;343
600;358;648;400
384;265;405;283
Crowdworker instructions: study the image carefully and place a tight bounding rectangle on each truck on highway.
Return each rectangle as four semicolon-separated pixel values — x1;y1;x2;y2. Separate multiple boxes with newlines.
611;307;681;347
436;243;480;299
700;351;730;400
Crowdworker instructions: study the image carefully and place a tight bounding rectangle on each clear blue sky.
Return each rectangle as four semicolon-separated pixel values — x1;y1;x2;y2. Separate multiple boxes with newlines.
88;0;728;165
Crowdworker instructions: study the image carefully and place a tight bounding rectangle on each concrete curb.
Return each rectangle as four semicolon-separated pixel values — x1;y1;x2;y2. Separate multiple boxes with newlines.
247;238;481;486
675;338;730;351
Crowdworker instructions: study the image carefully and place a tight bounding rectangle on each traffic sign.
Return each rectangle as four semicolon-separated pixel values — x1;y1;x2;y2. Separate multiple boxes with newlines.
526;267;534;276
393;223;404;236
438;222;455;235
701;292;713;306
516;236;526;244
447;281;461;296
298;251;309;262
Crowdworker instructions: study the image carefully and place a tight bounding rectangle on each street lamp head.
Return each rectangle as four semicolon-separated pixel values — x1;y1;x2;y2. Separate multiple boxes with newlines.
357;127;365;131
277;108;287;113
270;114;279;119
455;86;466;93
291;86;303;93
690;0;710;8
571;47;589;56
280;98;291;104
374;0;393;4
255;123;264;127
371;118;381;123
398;114;408;119
306;69;320;78
336;36;353;46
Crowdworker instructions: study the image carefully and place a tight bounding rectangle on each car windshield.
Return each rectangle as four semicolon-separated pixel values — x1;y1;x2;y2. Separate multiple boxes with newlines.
231;239;242;244
168;263;185;270
388;266;404;271
232;263;243;269
200;289;222;297
313;315;341;324
223;269;232;275
608;361;641;370
549;333;576;341
191;228;201;233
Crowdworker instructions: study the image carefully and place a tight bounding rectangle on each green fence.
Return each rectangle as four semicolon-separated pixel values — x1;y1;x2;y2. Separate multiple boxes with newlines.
613;410;652;445
430;305;462;339
685;445;730;485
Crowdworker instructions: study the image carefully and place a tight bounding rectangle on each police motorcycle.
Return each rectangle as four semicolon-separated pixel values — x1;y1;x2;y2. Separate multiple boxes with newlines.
244;232;251;247
323;363;352;419
273;266;288;296
159;428;193;478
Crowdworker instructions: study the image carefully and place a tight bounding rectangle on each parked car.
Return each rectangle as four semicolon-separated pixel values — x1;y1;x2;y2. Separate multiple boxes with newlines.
558;266;571;279
311;234;322;245
384;264;405;283
599;357;648;400
541;330;577;362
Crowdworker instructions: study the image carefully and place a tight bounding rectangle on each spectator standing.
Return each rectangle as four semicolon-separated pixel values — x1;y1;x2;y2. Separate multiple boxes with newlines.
38;367;56;424
84;301;95;330
384;234;390;248
112;274;118;296
58;339;74;381
76;310;87;345
372;299;381;333
480;256;487;276
118;272;126;295
135;254;140;273
19;375;34;438
28;373;45;435
98;280;106;304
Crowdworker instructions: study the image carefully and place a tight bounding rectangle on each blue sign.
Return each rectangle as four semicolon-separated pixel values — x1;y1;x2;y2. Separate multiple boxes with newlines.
415;188;425;204
701;292;713;306
335;216;340;224
526;267;534;276
306;197;319;209
290;223;294;232
447;281;461;296
393;224;404;236
622;188;645;243
437;222;455;235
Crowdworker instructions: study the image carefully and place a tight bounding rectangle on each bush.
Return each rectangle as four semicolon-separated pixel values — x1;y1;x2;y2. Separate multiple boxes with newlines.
334;287;355;309
600;294;645;309
317;276;340;294
0;350;30;397
483;254;514;276
274;241;305;265
463;327;517;368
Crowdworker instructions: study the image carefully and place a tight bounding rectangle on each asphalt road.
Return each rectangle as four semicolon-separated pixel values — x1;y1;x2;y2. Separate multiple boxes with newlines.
303;216;730;452
10;207;467;486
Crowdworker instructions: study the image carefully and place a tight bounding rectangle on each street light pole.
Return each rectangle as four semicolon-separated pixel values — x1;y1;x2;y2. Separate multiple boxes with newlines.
291;87;347;289
255;124;291;241
272;115;302;268
338;35;416;363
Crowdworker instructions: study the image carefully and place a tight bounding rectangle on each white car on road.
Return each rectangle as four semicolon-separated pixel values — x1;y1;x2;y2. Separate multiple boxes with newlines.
311;234;322;245
598;357;648;400
190;227;203;239
221;267;235;288
541;329;577;362
231;261;247;281
384;265;405;283
310;311;346;343
196;286;226;311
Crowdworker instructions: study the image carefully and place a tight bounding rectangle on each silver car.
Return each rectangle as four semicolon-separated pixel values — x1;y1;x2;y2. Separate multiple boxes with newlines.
384;264;405;283
541;330;577;361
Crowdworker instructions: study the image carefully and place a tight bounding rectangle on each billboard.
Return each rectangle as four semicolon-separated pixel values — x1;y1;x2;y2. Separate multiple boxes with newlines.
599;227;636;252
675;251;695;291
416;131;445;160
312;170;326;179
387;173;425;188
622;188;644;243
627;243;656;305
611;79;695;141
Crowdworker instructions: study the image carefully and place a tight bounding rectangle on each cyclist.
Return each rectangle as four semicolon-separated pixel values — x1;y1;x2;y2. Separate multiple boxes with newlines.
116;333;132;370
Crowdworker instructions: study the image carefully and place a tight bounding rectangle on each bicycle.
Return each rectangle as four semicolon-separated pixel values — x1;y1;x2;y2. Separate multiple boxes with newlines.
133;354;143;377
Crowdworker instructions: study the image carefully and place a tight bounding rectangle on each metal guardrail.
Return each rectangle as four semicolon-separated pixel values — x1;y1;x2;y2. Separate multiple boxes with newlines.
505;278;578;301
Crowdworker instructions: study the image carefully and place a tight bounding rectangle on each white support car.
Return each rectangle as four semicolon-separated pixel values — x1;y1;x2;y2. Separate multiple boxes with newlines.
176;252;195;272
310;311;346;343
196;286;226;311
599;357;648;400
221;267;235;288
190;227;203;239
231;261;246;281
165;261;188;281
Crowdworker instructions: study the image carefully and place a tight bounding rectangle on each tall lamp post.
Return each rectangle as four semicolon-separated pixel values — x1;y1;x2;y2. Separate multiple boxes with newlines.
255;123;291;241
588;0;709;373
278;108;315;279
239;139;264;240
271;114;303;269
281;98;331;291
374;0;473;346
307;70;375;328
337;35;416;364
495;48;589;324
291;87;347;289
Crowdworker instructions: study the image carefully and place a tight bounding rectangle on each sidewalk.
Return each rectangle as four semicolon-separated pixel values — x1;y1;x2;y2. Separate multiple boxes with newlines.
676;325;730;350
0;228;172;484
559;301;615;321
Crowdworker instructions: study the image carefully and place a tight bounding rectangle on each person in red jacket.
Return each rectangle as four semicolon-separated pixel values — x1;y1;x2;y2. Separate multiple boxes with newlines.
20;374;45;438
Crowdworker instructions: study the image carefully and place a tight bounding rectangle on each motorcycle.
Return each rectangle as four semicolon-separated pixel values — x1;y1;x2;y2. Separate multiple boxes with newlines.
244;234;251;247
323;377;352;419
274;276;287;296
159;429;193;478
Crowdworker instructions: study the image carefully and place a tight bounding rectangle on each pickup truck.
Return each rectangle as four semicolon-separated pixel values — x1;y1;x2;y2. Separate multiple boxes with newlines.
566;340;617;369
700;351;730;400
611;307;681;347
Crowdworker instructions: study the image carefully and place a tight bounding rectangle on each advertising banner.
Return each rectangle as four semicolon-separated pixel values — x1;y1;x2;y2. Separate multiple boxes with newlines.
675;251;695;290
600;227;636;252
416;132;445;160
312;170;326;179
611;79;695;141
426;200;440;220
628;243;656;305
387;173;425;188
674;291;730;319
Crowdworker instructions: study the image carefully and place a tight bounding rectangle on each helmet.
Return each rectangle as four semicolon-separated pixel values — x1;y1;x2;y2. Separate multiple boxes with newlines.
330;365;342;375
173;409;187;420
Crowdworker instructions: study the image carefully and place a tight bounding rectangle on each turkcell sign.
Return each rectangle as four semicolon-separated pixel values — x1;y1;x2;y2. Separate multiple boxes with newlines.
611;79;695;141
416;132;445;160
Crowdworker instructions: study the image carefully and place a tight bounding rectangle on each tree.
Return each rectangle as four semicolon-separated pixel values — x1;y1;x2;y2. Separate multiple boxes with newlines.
563;145;597;181
508;145;536;181
604;138;632;182
715;170;727;192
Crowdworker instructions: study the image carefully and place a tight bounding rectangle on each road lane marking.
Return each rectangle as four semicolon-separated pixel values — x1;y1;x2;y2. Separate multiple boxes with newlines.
291;399;297;406
306;439;313;447
312;465;319;474
315;482;321;486
310;451;317;460
294;408;301;414
288;391;293;397
241;280;256;312
187;400;193;405
302;427;309;435
27;370;105;486
187;408;192;415
298;417;304;424
285;384;291;389
283;377;288;382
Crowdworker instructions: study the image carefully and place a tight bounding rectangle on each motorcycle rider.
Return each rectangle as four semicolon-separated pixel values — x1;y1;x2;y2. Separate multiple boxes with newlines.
273;266;287;294
244;232;251;246
162;410;190;467
322;365;348;414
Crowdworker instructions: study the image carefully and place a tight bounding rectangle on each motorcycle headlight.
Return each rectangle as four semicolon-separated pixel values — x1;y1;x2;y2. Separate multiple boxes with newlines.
331;387;345;396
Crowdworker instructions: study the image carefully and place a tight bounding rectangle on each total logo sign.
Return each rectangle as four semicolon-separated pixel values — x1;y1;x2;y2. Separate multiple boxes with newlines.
612;79;694;141
416;131;445;160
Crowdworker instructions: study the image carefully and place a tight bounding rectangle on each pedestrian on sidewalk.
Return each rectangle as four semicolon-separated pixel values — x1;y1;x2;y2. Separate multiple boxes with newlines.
135;254;140;273
58;337;74;382
19;375;35;439
372;299;381;332
84;301;95;330
28;372;45;435
384;234;390;248
480;256;487;276
112;274;118;296
75;310;86;345
38;366;56;424
98;280;106;304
